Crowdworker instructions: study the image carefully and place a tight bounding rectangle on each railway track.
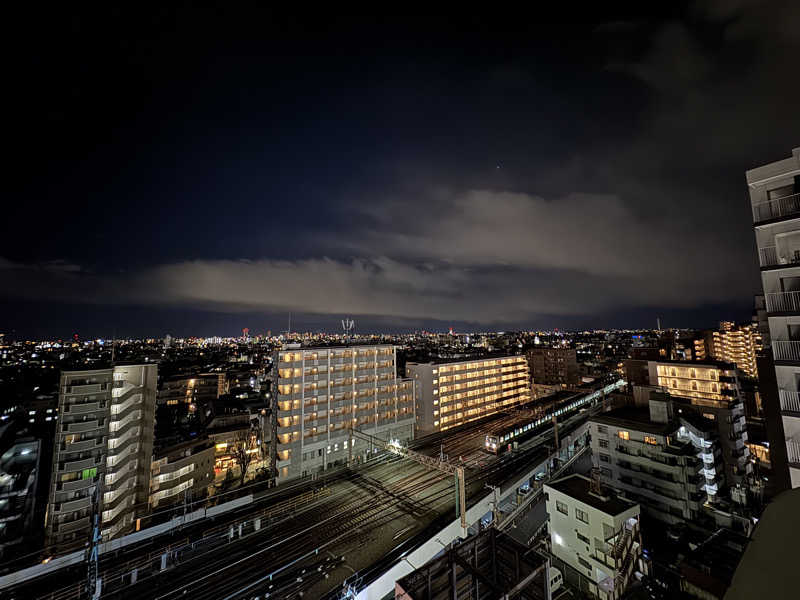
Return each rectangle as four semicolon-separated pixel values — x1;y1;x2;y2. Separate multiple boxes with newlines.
5;400;599;600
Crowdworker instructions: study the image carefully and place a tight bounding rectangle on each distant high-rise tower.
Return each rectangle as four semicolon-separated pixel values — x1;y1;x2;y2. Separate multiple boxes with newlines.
747;146;800;488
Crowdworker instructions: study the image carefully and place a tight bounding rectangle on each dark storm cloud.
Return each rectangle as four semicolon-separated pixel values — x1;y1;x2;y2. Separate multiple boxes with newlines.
3;3;799;334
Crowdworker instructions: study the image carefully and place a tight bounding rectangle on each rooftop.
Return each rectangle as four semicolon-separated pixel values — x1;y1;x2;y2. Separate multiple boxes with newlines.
408;353;526;366
725;487;800;600
590;406;677;436
279;342;394;350
547;473;638;516
651;358;738;370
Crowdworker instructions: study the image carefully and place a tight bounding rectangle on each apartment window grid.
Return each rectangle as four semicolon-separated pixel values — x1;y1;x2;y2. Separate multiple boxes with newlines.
275;346;413;474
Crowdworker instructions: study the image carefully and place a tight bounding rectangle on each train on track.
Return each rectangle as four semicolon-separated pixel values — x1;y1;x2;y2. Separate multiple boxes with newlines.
483;379;626;455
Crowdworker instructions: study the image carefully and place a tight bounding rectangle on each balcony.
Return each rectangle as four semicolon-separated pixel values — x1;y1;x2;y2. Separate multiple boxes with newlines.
786;436;800;464
766;291;800;314
758;245;800;269
779;389;800;415
752;192;800;224
66;419;104;433
773;340;800;363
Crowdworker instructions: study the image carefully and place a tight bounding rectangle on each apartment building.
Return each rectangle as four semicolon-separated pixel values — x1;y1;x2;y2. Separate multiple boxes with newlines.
693;322;761;379
157;373;225;406
0;433;41;561
273;345;414;482
149;439;215;509
526;347;579;386
45;365;156;552
407;355;530;435
649;360;751;486
545;473;642;600
588;398;721;524
747;147;800;487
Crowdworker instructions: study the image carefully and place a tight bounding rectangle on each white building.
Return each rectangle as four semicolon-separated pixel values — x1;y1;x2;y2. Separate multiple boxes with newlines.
407;355;530;435
46;364;156;551
545;474;642;600
273;345;414;482
747;146;800;487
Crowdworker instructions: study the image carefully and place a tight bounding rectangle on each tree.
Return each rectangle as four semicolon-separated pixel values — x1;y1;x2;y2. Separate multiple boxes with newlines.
230;428;257;486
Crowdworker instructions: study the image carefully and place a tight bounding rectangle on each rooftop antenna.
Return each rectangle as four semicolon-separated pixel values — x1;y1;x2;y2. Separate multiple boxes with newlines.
342;317;355;337
287;312;292;336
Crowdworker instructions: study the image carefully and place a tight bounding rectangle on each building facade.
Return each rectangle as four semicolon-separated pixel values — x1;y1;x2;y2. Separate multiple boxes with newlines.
157;373;225;407
545;474;642;600
526;347;579;386
648;360;751;486
407;355;530;435
149;439;215;509
693;322;761;379
589;401;720;524
747;147;800;487
273;345;415;482
45;365;156;552
0;434;40;561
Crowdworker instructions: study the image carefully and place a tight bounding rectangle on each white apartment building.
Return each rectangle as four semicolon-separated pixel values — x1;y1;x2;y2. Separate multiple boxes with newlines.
747;147;800;487
589;399;721;524
545;474;642;600
407;355;530;435
273;345;414;482
46;364;156;551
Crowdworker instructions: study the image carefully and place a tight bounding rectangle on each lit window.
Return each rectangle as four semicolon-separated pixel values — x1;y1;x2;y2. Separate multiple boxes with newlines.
644;436;657;445
618;431;630;441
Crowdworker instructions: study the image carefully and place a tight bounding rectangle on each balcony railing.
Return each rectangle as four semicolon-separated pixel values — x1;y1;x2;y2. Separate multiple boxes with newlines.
752;192;800;223
766;291;800;314
779;389;800;414
787;438;800;466
773;340;800;362
759;245;800;268
759;246;778;267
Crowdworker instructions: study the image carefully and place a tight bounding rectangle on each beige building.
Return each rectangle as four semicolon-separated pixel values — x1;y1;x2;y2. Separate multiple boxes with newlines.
273;345;414;482
693;322;761;378
747;146;800;487
407;355;530;435
649;360;751;486
149;439;215;509
46;364;156;552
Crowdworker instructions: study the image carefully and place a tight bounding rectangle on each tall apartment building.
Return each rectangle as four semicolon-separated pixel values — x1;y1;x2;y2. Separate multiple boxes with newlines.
407;355;530;435
526;347;579;386
649;360;751;486
45;365;156;552
693;322;761;379
589;397;721;524
747;147;800;487
545;474;643;600
273;345;414;482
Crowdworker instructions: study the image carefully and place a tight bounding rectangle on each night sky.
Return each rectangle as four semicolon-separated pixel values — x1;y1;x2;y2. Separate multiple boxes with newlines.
4;5;800;338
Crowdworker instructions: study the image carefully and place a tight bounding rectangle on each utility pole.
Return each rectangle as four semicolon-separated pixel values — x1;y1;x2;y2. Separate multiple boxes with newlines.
86;489;101;599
